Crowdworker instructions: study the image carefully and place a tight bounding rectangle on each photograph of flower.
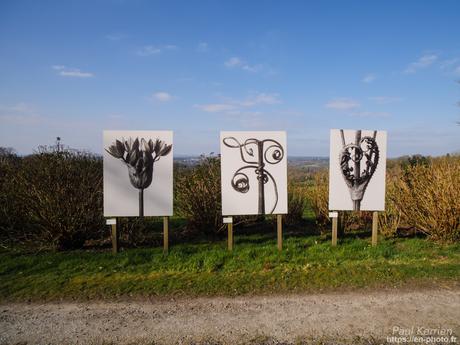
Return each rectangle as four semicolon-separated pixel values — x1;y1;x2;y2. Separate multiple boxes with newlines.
103;131;173;217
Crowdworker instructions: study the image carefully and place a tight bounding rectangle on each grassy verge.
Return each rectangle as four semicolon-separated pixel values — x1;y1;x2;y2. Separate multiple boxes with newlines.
1;234;459;301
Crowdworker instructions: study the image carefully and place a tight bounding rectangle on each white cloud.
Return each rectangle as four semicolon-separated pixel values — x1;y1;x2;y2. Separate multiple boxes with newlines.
0;103;43;125
194;92;281;113
369;96;402;104
351;111;390;118
404;54;438;74
325;97;392;117
52;65;94;78
137;45;177;56
197;42;208;52
106;33;127;41
225;57;242;67
362;73;376;83
152;92;173;102
438;58;460;76
224;56;263;73
194;103;236;112
439;58;459;69
236;93;281;106
325;98;360;110
59;70;94;78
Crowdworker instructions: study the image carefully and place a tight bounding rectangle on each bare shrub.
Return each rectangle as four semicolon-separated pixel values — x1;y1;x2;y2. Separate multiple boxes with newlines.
305;169;330;228
378;167;403;238
392;156;460;242
284;183;307;225
14;150;105;250
0;149;26;242
175;156;224;234
306;156;459;242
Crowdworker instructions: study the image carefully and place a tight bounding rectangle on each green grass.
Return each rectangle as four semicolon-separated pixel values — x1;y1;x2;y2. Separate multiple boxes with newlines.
1;234;459;301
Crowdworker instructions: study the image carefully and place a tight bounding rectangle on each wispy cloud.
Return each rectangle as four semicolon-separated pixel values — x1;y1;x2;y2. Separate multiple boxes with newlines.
0;103;43;125
351;111;390;118
325;98;360;110
235;93;281;106
52;65;94;78
439;58;459;69
362;73;376;83
404;54;438;74
152;92;173;102
106;33;127;41
196;42;208;52
369;96;402;104
325;97;390;117
440;58;460;75
195;103;236;113
137;45;177;56
195;92;281;113
224;56;264;73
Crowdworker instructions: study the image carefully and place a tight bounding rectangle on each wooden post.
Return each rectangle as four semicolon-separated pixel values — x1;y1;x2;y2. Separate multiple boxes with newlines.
163;216;169;253
228;222;233;251
277;214;283;251
332;216;338;246
111;218;118;254
372;211;378;246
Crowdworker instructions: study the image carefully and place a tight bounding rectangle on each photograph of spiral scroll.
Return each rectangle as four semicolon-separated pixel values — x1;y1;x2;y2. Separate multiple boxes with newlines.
223;137;284;215
339;129;379;211
230;165;279;214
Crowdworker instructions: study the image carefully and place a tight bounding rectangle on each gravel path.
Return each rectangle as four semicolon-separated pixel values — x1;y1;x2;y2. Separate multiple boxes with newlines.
1;288;459;344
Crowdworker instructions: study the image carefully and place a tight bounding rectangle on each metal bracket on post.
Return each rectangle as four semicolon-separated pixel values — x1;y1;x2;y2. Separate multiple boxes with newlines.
223;217;233;251
329;212;338;246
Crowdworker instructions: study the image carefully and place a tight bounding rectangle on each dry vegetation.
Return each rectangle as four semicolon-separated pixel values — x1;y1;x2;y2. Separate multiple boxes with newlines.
305;155;460;242
0;148;459;251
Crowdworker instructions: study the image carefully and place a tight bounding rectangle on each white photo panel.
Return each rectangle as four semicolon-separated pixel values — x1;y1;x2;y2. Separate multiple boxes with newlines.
329;129;387;211
220;131;288;216
103;130;173;217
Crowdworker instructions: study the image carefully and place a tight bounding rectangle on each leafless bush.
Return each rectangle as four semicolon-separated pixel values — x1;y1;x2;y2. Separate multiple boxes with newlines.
284;183;307;225
305;169;330;229
391;156;460;242
1;150;105;250
307;155;460;242
175;156;224;234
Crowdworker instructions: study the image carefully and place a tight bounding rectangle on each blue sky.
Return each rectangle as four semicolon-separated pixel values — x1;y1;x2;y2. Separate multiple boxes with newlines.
0;0;459;157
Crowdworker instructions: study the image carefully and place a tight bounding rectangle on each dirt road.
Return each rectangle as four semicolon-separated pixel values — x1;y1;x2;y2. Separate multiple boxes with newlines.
1;288;459;344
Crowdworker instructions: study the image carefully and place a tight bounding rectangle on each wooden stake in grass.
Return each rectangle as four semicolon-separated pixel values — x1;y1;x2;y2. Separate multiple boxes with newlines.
228;223;233;251
372;211;378;246
330;212;338;246
107;218;118;254
277;214;283;251
224;217;233;251
163;216;169;254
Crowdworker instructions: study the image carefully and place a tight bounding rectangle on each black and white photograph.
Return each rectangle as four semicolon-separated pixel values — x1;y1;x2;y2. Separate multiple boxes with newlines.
329;129;387;211
103;130;173;217
220;131;288;216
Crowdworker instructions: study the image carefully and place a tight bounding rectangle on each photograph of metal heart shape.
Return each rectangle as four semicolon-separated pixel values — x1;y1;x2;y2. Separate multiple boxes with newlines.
329;129;387;211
